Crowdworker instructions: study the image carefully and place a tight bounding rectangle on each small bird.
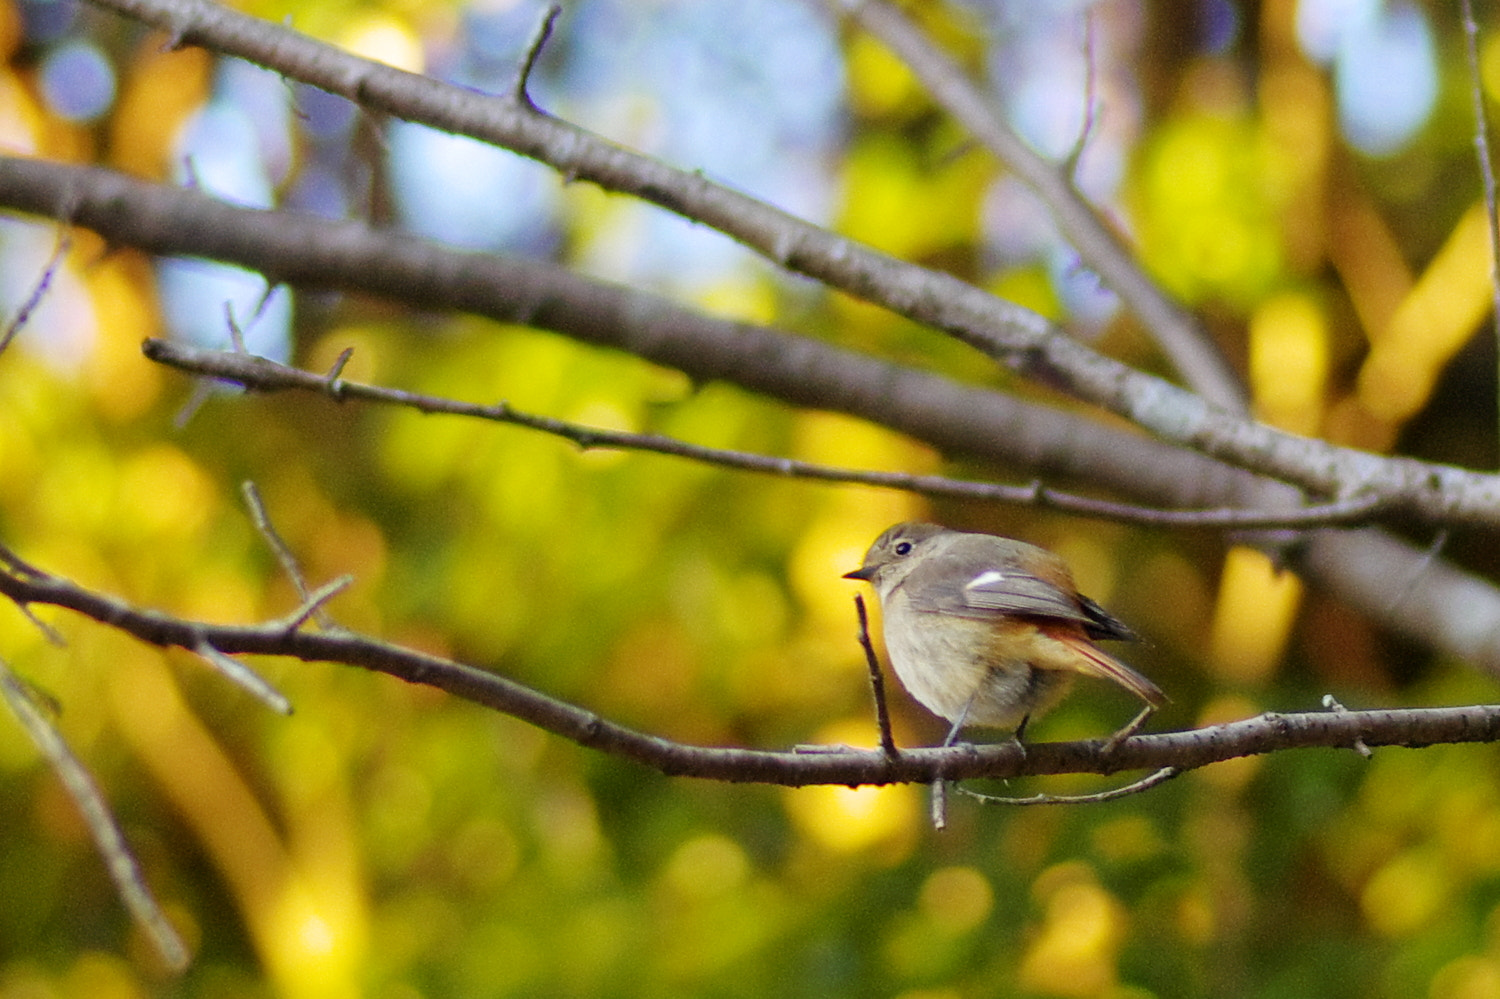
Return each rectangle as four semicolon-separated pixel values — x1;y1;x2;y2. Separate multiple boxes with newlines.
844;522;1165;746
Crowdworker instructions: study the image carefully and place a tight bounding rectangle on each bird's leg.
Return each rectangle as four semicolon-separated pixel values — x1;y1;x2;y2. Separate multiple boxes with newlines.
932;694;979;831
1013;712;1032;746
1101;703;1156;755
941;696;975;748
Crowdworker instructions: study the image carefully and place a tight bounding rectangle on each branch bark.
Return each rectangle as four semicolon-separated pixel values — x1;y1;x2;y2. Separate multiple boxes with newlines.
71;0;1500;525
3;555;1497;786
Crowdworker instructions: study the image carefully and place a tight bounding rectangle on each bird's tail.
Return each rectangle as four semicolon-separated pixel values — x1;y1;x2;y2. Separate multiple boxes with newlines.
1058;633;1168;708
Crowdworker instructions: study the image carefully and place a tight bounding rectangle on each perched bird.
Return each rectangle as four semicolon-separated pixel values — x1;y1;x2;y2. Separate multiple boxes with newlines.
844;522;1165;745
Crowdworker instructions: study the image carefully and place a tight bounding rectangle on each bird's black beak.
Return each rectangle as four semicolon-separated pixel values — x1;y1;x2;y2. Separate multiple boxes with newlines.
843;566;875;581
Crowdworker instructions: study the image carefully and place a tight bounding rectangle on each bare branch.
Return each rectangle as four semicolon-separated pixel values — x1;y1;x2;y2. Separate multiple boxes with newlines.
240;481;334;630
145;339;1393;530
1060;7;1099;182
512;4;560;104
0;229;70;357
0;656;190;971
272;575;354;633
831;0;1245;409
1461;0;1500;453
0;158;1238;511
956;765;1183;806
3;553;1500;787
191;639;292;715
223;301;247;353
68;0;1500;523
854;594;897;757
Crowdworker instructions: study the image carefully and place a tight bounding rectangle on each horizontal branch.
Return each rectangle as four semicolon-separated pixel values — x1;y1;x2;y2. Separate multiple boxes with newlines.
3;553;1499;786
0;156;1244;511
80;0;1500;525
143;338;1390;530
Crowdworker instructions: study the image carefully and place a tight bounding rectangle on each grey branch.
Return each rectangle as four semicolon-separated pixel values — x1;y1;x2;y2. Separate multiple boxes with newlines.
0;656;189;970
0;5;1484;668
71;0;1500;525
4;556;1500;786
143;338;1390;530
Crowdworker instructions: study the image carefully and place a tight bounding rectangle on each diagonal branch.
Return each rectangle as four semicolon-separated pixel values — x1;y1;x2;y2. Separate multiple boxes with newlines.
831;0;1245;409
4;161;1500;673
0;156;1237;510
0;656;190;970
73;0;1500;524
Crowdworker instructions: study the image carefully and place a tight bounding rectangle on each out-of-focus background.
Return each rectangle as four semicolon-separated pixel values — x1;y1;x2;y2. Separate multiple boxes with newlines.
3;1;1500;996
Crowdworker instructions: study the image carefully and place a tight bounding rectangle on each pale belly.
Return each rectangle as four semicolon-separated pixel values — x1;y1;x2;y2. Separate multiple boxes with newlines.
882;605;1075;731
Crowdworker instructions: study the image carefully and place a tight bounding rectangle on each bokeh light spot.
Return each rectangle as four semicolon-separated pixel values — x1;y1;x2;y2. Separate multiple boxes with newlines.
39;39;114;122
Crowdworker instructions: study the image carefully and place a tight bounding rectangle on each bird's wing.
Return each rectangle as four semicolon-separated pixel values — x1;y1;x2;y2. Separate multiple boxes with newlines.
903;547;1092;625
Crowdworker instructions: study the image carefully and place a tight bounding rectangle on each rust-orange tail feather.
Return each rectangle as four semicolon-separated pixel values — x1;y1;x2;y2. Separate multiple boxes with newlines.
1057;633;1167;707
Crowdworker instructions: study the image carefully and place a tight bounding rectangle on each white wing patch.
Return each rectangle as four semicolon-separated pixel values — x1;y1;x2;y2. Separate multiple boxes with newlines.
965;569;1006;589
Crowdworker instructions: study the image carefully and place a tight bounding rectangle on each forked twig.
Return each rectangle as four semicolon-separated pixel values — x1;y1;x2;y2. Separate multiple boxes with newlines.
241;481;336;630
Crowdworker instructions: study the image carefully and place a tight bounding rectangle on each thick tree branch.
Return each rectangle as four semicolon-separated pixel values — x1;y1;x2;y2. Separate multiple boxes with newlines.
74;0;1500;525
0;157;1239;508
3;554;1499;786
5;169;1500;674
0;9;1490;666
5;160;1500;673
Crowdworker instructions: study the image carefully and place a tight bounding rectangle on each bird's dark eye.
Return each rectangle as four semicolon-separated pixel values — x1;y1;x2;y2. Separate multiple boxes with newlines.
894;541;913;556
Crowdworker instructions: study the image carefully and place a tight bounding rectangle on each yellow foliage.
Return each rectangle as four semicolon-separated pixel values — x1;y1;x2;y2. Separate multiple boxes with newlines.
1019;863;1125;998
1358;202;1495;427
917;866;994;934
1131;114;1284;304
1249;290;1328;435
1207;546;1302;687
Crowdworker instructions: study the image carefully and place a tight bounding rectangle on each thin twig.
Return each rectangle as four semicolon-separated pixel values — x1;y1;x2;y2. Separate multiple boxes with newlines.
1385;528;1449;614
4;554;1500;784
0;228;70;356
144;340;1393;530
0;544;67;644
14;602;67;647
1061;8;1099;181
512;4;560;104
240;481;335;630
1322;694;1372;758
853;594;897;757
956;765;1182;805
273;574;353;633
1461;0;1500;460
931;776;948;830
325;346;354;384
171;378;215;429
0;656;190;971
0;541;50;579
224;301;247;353
192;638;292;714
